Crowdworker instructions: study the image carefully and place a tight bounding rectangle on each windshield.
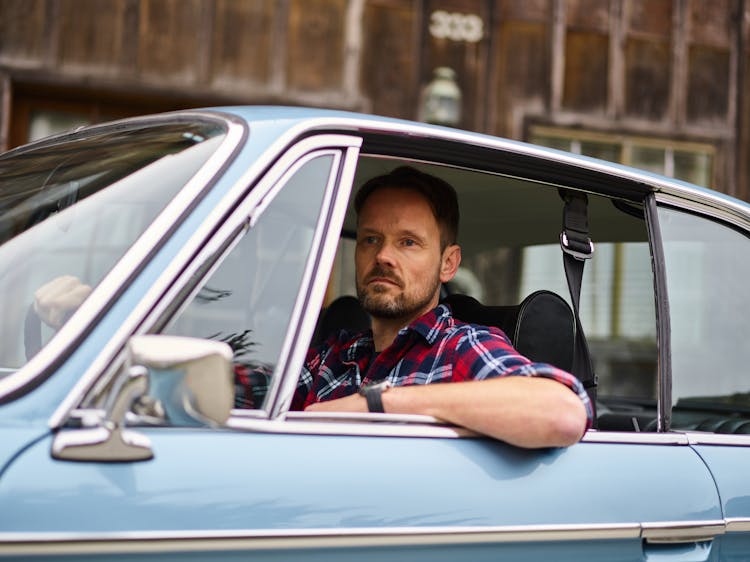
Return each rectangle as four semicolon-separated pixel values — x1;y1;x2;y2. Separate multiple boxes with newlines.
0;120;227;376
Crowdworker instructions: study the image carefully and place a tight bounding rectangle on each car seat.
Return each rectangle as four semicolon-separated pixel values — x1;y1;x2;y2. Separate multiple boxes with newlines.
442;290;575;372
314;291;575;373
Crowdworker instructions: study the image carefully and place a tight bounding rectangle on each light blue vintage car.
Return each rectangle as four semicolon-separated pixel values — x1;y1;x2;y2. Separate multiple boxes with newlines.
0;107;748;560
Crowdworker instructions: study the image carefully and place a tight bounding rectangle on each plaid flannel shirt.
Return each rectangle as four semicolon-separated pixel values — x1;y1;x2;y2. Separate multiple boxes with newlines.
290;304;593;428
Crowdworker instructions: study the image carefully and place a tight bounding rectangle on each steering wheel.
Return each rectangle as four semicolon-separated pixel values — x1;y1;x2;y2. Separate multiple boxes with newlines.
24;304;43;360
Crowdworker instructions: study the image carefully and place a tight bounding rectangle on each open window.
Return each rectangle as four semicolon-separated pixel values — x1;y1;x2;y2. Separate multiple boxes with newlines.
322;157;657;430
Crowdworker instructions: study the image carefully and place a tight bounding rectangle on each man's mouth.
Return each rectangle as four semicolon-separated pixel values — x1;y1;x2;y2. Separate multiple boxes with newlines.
365;271;401;288
368;277;399;287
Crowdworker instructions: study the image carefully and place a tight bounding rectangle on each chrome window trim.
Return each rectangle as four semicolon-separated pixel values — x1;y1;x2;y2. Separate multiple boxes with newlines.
1;519;738;555
686;432;750;446
582;431;689;445
267;144;361;418
0;111;246;403
226;410;692;444
49;134;361;428
135;138;360;419
228;413;469;439
654;192;750;233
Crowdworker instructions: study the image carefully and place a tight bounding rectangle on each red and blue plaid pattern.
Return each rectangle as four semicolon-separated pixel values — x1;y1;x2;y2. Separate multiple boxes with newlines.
293;304;593;429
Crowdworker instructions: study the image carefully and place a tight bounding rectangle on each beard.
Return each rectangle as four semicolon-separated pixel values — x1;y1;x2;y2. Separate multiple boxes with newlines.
357;265;442;320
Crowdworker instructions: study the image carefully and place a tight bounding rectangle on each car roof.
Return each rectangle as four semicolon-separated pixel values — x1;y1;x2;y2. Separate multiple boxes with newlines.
211;106;750;214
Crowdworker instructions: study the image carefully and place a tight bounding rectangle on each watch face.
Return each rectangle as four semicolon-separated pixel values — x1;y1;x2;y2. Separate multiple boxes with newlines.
358;380;392;397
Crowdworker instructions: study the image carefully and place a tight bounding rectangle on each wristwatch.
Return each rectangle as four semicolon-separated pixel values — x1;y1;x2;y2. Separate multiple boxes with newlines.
358;380;392;413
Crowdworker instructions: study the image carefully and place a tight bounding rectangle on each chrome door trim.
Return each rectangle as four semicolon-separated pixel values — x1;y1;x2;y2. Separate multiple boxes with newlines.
49;133;362;429
2;518;738;556
0;112;246;404
641;520;725;543
0;523;643;556
726;518;750;533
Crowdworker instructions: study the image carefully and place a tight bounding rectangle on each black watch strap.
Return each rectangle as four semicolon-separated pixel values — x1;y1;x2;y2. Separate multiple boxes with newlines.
359;381;391;413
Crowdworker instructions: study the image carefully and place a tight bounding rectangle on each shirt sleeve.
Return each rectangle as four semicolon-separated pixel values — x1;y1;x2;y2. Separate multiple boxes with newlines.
290;336;338;411
234;333;340;411
453;325;594;430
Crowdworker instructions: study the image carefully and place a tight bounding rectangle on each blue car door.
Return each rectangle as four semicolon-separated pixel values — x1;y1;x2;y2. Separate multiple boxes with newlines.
0;143;727;562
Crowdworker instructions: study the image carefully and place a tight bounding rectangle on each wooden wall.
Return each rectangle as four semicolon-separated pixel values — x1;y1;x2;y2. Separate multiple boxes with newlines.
0;0;747;199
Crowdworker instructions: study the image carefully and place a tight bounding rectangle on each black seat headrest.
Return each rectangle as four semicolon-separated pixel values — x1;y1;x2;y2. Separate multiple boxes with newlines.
312;295;371;345
442;290;575;372
314;291;575;373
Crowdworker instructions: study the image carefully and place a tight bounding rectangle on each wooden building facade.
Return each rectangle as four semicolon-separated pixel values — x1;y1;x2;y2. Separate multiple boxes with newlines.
0;0;748;199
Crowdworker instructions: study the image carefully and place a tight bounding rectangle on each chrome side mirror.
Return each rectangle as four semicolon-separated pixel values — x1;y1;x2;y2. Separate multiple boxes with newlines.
127;334;235;427
52;335;234;462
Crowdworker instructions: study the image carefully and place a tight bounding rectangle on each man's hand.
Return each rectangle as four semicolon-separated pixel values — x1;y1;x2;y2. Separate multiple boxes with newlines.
33;275;92;329
305;393;368;413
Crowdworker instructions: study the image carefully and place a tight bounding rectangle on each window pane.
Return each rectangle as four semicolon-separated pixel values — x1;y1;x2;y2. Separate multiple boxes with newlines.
531;135;571;152
630;146;665;175
28;110;90;142
674;150;712;187
164;154;333;410
580;141;620;162
0;121;226;371
659;206;750;428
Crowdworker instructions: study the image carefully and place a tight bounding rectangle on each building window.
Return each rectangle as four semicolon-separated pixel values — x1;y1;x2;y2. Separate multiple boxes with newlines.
530;127;715;188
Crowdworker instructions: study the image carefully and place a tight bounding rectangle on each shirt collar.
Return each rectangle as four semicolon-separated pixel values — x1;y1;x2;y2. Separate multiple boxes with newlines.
340;304;454;361
400;304;454;345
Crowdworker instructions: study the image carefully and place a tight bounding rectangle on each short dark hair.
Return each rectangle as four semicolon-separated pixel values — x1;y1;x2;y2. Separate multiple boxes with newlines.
354;166;459;249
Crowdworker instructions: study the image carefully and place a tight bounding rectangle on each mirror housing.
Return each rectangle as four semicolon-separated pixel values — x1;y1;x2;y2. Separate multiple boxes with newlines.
128;335;235;427
51;335;235;462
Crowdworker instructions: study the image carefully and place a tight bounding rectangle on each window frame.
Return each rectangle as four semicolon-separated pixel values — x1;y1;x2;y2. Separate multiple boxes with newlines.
529;125;716;188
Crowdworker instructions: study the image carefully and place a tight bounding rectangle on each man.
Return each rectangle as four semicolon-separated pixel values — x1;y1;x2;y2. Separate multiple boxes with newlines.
297;166;592;447
35;166;592;448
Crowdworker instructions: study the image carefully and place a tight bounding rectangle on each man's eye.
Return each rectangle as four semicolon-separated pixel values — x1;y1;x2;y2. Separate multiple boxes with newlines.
402;239;416;247
362;236;378;245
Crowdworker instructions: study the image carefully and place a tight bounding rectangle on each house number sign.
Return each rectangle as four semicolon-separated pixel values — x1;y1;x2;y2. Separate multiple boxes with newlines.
429;10;484;43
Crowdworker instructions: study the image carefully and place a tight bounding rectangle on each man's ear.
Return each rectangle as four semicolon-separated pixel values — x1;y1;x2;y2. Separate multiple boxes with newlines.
439;244;462;283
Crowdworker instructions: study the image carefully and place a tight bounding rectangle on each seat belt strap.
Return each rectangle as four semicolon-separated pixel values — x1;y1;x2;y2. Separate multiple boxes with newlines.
559;190;598;417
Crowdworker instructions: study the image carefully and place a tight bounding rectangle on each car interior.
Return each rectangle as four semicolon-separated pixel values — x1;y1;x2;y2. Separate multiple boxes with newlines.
320;156;659;431
319;156;750;435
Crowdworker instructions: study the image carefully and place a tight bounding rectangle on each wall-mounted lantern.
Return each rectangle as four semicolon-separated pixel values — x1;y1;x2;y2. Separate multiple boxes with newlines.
418;67;462;127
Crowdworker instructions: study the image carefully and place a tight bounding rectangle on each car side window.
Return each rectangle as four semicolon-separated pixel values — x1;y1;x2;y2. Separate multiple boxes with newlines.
658;206;750;431
163;154;333;409
0;122;226;372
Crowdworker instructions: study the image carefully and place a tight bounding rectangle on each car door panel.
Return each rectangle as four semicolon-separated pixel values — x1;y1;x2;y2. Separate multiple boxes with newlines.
691;442;750;560
0;428;722;561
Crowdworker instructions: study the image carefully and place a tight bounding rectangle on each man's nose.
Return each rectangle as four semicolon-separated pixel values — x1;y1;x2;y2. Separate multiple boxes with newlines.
374;242;396;266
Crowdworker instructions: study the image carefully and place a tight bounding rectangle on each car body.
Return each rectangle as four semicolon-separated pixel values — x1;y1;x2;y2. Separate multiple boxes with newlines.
0;106;748;561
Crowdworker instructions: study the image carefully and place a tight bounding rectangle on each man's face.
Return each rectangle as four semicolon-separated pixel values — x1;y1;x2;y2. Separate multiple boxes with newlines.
355;187;450;322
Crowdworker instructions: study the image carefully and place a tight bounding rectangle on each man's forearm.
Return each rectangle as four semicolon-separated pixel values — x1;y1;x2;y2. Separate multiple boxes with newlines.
382;377;587;447
305;377;588;448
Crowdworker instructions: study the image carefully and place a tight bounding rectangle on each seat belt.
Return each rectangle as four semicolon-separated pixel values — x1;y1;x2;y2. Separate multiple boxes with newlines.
559;189;598;422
